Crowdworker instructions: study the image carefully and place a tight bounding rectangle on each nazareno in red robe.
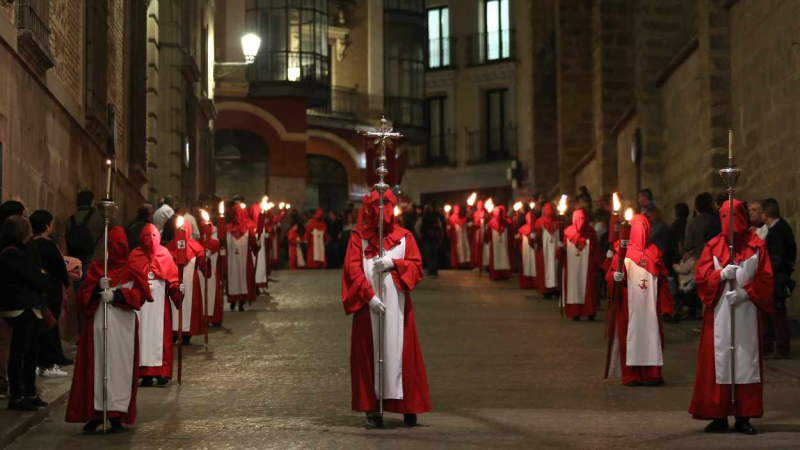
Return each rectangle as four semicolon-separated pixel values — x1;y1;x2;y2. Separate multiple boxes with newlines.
535;203;560;295
448;205;471;269
202;234;224;326
484;206;513;280
304;208;329;269
517;210;537;289
561;209;601;318
471;201;487;269
129;224;180;379
605;215;674;385
342;190;431;414
267;211;285;270
166;221;208;336
689;199;773;420
66;227;149;425
227;205;259;303
287;225;306;270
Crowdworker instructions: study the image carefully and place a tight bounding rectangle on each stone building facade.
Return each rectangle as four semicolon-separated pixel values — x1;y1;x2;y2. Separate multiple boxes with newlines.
0;0;215;226
533;0;800;318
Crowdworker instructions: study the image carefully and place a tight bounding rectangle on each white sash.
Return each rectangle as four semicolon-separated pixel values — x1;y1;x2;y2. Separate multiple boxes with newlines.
522;235;536;277
624;260;663;366
199;252;218;317
455;224;471;264
137;279;166;367
227;234;250;296
94;281;135;412
255;233;268;284
565;240;590;305
171;256;196;332
491;229;511;271
542;229;558;288
362;237;406;400
312;229;325;262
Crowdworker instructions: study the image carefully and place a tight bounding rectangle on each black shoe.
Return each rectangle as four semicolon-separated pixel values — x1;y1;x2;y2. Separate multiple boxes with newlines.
404;414;418;427
8;397;38;411
572;317;580;322
625;381;642;387
139;377;154;388
156;377;169;387
57;357;74;366
230;303;236;312
704;418;729;433
734;419;757;435
182;335;191;345
588;316;595;322
365;412;384;429
28;396;48;407
238;302;245;312
83;420;102;434
642;379;664;387
109;418;125;433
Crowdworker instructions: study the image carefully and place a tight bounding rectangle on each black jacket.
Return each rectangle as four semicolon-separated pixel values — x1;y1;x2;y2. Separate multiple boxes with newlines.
0;241;49;312
27;236;69;309
765;218;796;299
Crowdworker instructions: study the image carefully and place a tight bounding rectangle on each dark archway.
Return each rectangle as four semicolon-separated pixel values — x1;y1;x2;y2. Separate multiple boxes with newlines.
214;130;269;202
305;154;348;212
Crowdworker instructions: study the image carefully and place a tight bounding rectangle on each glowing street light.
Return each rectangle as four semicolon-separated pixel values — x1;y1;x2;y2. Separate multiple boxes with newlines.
241;33;262;64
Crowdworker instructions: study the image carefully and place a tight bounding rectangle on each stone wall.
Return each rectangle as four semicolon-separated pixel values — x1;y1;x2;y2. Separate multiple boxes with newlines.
615;117;638;205
49;0;83;106
573;156;600;201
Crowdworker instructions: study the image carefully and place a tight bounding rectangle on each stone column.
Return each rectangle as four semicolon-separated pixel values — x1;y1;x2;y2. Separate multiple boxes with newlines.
367;0;383;113
145;0;160;203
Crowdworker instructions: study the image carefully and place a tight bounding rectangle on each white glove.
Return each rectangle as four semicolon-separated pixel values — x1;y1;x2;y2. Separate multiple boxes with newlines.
220;248;227;256
558;241;565;248
613;272;624;282
100;289;114;304
530;232;536;240
179;283;186;295
368;296;386;313
606;250;615;259
514;234;520;239
374;255;395;272
204;250;211;260
724;288;748;305
99;277;111;290
720;264;739;281
296;238;302;244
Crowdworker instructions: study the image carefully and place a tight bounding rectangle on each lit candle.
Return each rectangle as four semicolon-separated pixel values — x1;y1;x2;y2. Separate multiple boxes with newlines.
513;201;523;212
200;210;211;245
557;195;568;216
444;204;452;214
393;205;401;217
485;198;495;214
612;192;621;214
285;203;291;210
728;128;733;160
529;202;535;210
624;207;634;222
104;159;112;199
467;192;477;207
217;201;227;242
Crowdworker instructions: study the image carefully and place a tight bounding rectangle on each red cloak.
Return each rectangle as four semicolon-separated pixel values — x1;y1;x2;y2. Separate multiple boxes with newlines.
471;201;487;269
518;211;537;289
342;190;430;414
535;203;560;294
227;205;258;303
561;209;601;318
447;206;471;269
484;206;513;280
166;221;208;336
304;208;329;269
287;225;305;270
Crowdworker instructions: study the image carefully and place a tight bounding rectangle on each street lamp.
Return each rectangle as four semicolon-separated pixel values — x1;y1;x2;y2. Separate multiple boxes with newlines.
215;33;262;79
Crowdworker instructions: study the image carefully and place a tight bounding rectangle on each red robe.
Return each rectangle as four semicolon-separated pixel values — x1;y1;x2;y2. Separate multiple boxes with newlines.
203;236;224;326
287;225;306;270
535;203;560;295
605;215;674;385
517;211;537;289
249;203;269;289
66;227;149;425
267;211;285;269
484;206;513;280
561;209;601;318
304;208;329;269
471;201;487;269
129;224;180;379
227;205;259;303
342;190;431;414
689;200;773;420
447;206;471;269
166;221;208;336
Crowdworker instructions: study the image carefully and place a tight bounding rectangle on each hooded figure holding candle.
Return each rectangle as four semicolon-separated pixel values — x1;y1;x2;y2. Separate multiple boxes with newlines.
484;206;513;280
226;204;259;311
304;208;329;269
689;199;773;435
605;214;674;386
166;221;208;344
471;200;488;270
448;205;471;269
535;203;561;298
249;202;270;292
198;215;224;327
517;210;537;289
561;209;602;320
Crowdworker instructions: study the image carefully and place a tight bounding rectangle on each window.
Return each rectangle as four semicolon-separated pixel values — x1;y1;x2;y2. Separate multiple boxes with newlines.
426;97;446;160
427;7;449;69
85;0;110;139
484;0;510;61
485;89;511;159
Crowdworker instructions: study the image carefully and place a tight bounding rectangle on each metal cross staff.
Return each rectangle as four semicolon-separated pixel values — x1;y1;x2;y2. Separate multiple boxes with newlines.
363;116;402;417
719;127;741;405
98;183;118;433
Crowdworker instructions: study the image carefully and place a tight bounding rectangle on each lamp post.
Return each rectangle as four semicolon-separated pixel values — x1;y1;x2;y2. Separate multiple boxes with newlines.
214;33;262;79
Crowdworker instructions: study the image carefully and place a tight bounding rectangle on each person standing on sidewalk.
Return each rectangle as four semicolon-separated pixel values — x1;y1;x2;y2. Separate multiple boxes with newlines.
0;200;25;400
419;205;444;278
0;216;50;411
761;198;795;360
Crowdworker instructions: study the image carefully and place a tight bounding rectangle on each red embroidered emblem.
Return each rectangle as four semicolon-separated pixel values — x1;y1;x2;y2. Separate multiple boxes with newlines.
638;278;648;291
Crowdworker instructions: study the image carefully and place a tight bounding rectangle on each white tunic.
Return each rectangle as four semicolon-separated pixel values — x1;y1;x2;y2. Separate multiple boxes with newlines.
362;237;407;400
521;235;537;277
171;256;197;332
255;232;269;285
94;281;136;412
565;240;590;305
542;229;559;289
491;229;511;271
712;253;761;384
199;252;219;317
624;259;663;366
137;279;166;368
312;229;326;262
227;234;250;297
455;224;471;265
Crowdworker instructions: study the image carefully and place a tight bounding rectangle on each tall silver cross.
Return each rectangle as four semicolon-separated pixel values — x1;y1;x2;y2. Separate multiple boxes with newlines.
363;116;403;155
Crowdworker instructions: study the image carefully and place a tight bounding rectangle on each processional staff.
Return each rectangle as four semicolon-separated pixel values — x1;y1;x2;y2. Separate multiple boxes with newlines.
98;158;119;434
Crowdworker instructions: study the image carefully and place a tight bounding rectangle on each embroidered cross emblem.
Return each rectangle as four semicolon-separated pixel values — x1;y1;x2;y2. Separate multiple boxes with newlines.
638;278;648;291
235;248;240;255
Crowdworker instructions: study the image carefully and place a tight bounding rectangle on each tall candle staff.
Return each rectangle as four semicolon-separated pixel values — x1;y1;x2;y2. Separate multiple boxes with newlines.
604;207;633;378
362;117;402;419
719;127;741;404
200;210;211;347
557;195;568;318
175;216;187;385
98;158;118;433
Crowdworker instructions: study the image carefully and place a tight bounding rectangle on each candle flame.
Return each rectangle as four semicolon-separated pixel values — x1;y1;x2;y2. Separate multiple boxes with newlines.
267;202;275;210
279;202;286;210
176;215;185;228
612;192;621;212
394;206;401;217
467;192;477;206
239;202;246;210
444;204;452;213
513;201;523;212
260;196;268;211
624;207;634;222
285;203;291;210
218;201;225;216
486;198;495;213
529;202;535;210
200;210;210;222
557;195;568;216
105;159;112;166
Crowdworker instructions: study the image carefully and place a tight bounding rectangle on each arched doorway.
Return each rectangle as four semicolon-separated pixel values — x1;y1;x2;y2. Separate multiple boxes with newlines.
305;155;348;212
214;130;270;202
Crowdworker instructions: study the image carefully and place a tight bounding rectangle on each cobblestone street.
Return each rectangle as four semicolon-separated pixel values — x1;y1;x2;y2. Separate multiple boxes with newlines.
7;270;800;449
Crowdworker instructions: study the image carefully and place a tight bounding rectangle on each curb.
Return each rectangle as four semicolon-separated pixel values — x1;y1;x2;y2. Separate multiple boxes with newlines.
0;380;72;449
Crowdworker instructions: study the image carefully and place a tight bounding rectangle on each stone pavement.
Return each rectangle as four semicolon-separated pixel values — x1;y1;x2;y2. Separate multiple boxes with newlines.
5;270;800;449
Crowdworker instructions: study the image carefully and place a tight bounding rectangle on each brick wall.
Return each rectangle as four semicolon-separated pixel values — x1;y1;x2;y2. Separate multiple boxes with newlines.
574;156;600;201
0;2;13;23
615;117;638;204
49;0;83;106
108;0;126;169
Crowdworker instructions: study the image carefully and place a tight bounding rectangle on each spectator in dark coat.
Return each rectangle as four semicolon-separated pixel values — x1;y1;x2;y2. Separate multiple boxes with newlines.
126;203;154;250
665;203;690;276
761;198;796;359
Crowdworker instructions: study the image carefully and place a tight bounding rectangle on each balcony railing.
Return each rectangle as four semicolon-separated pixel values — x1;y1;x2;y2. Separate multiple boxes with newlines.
16;0;54;73
409;133;457;168
427;37;456;70
467;29;516;67
385;96;425;128
308;86;363;119
467;126;517;164
384;0;424;14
